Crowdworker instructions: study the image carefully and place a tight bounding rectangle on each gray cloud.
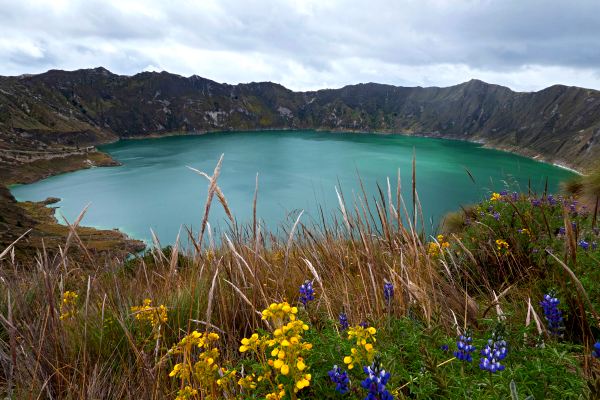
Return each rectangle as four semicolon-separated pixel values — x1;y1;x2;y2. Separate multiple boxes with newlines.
0;0;599;91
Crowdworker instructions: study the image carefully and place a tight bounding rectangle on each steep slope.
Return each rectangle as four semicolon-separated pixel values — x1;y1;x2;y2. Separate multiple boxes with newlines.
1;68;600;170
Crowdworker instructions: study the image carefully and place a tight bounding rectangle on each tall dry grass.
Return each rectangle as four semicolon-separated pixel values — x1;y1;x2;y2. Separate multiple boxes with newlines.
0;156;567;399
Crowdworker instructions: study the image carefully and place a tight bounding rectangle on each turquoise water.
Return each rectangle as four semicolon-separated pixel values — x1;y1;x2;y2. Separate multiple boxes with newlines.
10;131;575;244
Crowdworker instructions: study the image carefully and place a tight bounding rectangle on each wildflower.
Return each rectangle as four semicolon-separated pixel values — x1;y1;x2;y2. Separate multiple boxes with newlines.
328;365;350;394
540;292;564;336
531;198;541;207
495;239;509;252
174;385;198;400
249;302;312;395
428;234;450;257
339;313;349;331
479;333;508;373
592;342;600;358
500;190;508;196
361;359;393;400
344;326;377;370
169;331;222;397
440;344;449;352
558;226;566;236
59;290;79;320
299;280;315;306
518;228;531;237
131;298;168;337
511;192;518;201
492;212;500;221
383;281;394;305
490;193;502;201
579;240;590;251
454;331;476;362
547;194;557;206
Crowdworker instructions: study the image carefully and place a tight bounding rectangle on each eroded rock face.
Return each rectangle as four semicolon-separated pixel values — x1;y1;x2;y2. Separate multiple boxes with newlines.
1;68;600;169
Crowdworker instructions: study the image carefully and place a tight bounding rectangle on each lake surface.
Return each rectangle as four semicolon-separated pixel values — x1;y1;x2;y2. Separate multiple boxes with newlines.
11;131;575;244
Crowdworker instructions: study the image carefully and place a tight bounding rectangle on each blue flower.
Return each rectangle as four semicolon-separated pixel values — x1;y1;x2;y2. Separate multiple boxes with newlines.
383;281;394;304
500;190;508;196
592;342;600;358
579;240;590;251
558;226;566;236
547;195;557;206
479;336;507;373
531;198;541;207
299;280;315;306
540;292;564;336
328;365;350;394
493;212;500;221
361;360;393;400
339;313;349;331
440;344;449;352
511;192;518;201
454;332;476;362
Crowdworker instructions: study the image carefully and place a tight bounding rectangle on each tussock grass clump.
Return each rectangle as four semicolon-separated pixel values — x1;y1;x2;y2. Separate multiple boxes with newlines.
0;157;599;399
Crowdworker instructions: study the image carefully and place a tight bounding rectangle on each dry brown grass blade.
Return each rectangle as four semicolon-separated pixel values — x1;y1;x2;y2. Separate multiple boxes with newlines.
285;210;304;264
0;228;31;260
191;154;225;251
205;263;221;326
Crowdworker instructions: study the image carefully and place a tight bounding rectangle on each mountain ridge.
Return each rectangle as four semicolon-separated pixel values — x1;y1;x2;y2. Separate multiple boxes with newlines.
1;67;600;172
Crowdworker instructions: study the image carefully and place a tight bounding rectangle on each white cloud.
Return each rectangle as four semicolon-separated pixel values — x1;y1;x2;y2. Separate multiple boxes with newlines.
0;0;599;91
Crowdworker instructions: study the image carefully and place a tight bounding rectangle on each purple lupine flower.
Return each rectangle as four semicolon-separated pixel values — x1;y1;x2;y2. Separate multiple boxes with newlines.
493;212;500;221
487;205;494;212
359;321;368;328
540;293;564;336
512;192;518;201
558;226;566;236
572;222;577;230
500;190;508;196
479;335;508;373
569;202;578;213
440;344;449;352
299;280;315;306
361;360;393;400
579;240;590;251
592;342;600;359
454;332;476;362
547;195;557;206
383;281;394;304
328;365;350;394
339;313;349;331
531;198;542;207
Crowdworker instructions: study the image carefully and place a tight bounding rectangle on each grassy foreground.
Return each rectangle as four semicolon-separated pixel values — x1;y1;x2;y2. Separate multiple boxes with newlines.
1;157;600;399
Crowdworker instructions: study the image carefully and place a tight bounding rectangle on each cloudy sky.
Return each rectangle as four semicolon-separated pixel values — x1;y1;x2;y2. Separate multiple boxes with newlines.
1;0;599;91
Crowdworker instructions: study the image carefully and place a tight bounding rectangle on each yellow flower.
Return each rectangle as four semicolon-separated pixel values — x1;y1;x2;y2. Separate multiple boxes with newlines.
490;192;502;201
280;364;290;375
59;291;79;320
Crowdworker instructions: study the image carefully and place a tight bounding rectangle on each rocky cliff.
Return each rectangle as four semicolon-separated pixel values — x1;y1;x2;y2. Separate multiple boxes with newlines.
1;67;600;170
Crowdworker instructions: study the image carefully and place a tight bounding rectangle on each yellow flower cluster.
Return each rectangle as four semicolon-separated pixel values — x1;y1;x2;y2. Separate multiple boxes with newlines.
496;239;510;252
427;234;450;257
131;298;168;331
343;325;377;370
174;385;197;400
261;301;298;326
169;331;224;398
59;290;78;321
490;192;502;201
239;302;312;397
265;384;285;399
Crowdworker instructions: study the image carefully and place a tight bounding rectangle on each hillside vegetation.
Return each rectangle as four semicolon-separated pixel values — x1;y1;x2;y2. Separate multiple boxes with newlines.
1;68;600;170
1;158;599;399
